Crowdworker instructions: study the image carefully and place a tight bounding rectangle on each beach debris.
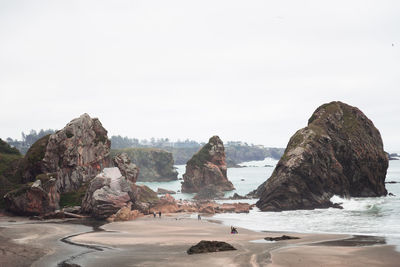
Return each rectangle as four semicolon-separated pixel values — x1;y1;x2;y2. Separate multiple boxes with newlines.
187;240;236;254
264;235;300;241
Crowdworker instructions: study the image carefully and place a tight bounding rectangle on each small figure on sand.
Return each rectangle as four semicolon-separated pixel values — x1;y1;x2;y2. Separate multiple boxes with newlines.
159;211;162;218
231;226;238;234
198;214;201;220
153;212;156;218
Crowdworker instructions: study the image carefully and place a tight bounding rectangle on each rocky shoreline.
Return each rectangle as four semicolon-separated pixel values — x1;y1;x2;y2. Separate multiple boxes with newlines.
1;213;400;267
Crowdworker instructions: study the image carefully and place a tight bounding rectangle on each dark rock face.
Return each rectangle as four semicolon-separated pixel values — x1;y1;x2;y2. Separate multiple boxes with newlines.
157;188;176;194
187;240;236;254
256;101;388;212
4;176;59;216
264;235;300;241
181;136;234;194
81;167;158;219
113;152;139;183
111;148;178;182
42;113;111;193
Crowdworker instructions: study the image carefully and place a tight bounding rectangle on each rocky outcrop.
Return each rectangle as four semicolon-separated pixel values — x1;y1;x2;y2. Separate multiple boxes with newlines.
181;136;234;195
42;114;111;192
4;174;59;215
256;101;388;211
111;148;178;182
81;167;158;219
187;241;236;254
157;188;176;194
113;153;139;183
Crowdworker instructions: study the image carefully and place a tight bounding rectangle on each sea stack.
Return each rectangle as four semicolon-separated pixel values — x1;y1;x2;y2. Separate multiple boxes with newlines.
256;101;388;211
181;136;234;195
42;113;112;192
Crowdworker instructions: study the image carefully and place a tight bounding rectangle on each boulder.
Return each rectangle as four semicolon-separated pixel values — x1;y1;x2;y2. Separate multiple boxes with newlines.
42;114;111;193
187;240;236;254
181;136;234;194
256;101;388;211
81;167;158;219
157;188;176;194
108;204;143;222
4;176;59;216
113;152;139;183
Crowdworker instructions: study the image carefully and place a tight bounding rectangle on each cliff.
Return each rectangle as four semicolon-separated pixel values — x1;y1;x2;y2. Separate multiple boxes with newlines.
256;101;388;211
110;148;178;182
181;136;235;194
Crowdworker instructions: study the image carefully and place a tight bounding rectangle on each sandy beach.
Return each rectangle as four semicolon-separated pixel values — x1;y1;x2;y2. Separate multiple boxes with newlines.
1;213;400;267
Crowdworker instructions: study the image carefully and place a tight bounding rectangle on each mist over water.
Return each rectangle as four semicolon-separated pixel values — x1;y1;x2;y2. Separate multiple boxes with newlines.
139;158;400;250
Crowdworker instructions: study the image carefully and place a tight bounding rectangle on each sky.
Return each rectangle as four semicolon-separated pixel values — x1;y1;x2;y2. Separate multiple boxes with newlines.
1;0;399;151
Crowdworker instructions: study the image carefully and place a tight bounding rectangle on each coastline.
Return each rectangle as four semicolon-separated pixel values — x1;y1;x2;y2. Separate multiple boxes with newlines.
1;213;400;266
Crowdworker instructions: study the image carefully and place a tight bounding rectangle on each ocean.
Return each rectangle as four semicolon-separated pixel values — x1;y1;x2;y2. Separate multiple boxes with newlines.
138;157;400;250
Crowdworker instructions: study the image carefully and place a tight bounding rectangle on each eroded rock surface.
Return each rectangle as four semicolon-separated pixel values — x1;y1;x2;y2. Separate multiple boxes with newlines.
256;101;388;211
113;152;139;183
181;136;234;195
43;113;111;192
81;167;158;219
4;175;59;215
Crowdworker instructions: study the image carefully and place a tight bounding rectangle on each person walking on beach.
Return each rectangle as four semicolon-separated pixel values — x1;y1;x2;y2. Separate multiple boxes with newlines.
198;214;201;220
153;212;156;218
159;211;162;218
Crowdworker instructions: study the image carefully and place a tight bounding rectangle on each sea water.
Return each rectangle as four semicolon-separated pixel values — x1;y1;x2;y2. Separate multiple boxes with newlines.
138;158;400;250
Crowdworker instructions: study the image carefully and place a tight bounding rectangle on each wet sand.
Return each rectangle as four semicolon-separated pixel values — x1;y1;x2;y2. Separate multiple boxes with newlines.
1;213;400;266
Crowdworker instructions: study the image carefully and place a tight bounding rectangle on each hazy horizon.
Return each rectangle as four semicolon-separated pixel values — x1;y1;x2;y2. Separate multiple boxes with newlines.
1;1;399;151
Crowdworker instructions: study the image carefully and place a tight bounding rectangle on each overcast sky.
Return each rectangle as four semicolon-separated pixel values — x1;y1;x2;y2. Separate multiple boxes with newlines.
1;0;399;151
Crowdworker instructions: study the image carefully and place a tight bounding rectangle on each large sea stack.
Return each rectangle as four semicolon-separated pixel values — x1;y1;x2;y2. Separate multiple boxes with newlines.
256;101;388;211
181;136;234;195
4;114;111;215
42;113;111;192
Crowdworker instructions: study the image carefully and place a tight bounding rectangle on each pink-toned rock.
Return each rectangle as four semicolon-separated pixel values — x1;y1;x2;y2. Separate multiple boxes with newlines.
181;136;234;196
4;177;59;216
82;168;159;219
108;204;143;222
42;113;112;193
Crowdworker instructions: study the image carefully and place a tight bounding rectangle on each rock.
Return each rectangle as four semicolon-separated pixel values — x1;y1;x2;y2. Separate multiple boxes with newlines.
229;193;248;200
113;152;139;183
150;194;180;214
256;101;388;212
264;235;300;241
181;136;234;194
388;193;396;196
42;114;111;193
193;185;225;200
4;177;59;216
81;167;158;218
385;181;398;184
157;188;176;194
187;240;236;254
108;204;143;222
111;148;178;182
62;206;81;214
